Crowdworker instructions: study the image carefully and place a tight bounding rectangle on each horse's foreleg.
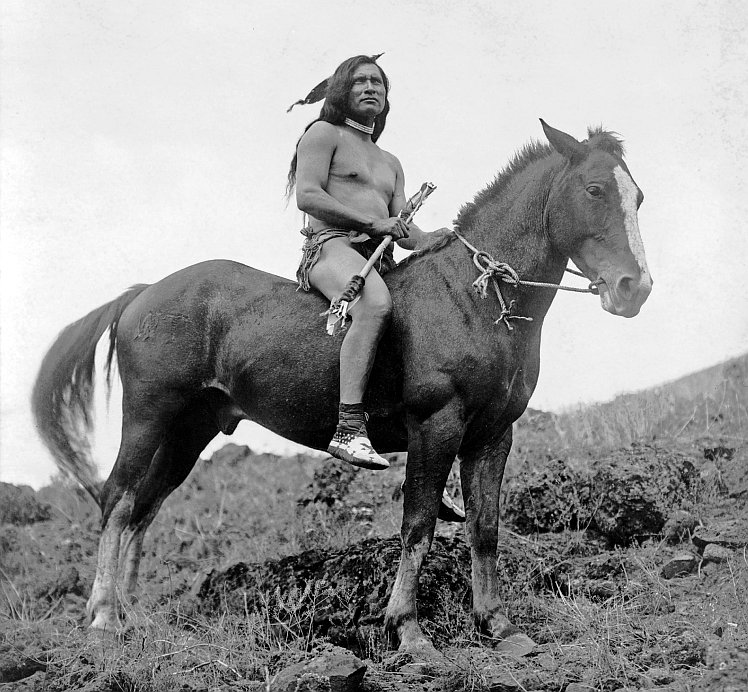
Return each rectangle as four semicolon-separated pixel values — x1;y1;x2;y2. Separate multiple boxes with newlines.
385;405;463;654
460;426;536;655
386;535;434;654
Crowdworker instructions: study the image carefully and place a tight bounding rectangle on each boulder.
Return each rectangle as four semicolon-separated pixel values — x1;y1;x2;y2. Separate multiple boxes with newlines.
0;483;51;525
198;535;475;651
270;645;366;692
502;445;701;545
702;544;734;563
198;529;643;651
0;642;46;683
660;552;699;579
693;520;748;550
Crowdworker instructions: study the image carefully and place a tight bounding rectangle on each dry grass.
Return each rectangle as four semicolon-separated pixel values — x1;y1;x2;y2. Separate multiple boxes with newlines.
3;354;748;690
554;354;748;453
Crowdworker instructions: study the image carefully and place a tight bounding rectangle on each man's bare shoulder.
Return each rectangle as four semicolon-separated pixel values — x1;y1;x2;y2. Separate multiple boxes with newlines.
380;148;404;174
299;120;342;147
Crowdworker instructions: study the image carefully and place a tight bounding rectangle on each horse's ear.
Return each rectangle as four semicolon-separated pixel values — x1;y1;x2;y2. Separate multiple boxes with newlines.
540;119;587;163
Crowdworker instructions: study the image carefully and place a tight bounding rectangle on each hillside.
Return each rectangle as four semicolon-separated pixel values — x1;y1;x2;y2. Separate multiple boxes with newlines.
1;354;746;690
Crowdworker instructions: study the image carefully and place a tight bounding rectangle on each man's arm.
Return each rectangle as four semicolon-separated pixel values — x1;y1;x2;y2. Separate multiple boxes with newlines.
296;123;407;238
387;156;427;250
387;156;437;251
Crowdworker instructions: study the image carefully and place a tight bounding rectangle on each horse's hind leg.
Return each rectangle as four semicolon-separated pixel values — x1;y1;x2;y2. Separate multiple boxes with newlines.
118;395;219;606
88;417;168;630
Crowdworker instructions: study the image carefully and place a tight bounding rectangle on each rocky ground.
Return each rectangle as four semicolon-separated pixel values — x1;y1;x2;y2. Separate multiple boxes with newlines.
1;357;747;691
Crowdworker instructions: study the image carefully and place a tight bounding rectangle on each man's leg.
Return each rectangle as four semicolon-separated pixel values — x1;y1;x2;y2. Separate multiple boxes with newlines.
308;237;392;469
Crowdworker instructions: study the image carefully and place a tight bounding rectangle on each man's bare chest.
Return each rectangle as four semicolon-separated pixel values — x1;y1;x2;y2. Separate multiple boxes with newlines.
328;141;395;193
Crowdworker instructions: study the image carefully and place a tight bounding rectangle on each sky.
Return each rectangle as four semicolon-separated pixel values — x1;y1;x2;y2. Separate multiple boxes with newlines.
1;0;747;488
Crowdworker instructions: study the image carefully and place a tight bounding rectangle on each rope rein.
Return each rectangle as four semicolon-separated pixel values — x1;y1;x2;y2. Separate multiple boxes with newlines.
451;230;603;330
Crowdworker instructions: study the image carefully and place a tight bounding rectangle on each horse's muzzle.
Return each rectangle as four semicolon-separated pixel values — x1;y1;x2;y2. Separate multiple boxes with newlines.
599;271;653;318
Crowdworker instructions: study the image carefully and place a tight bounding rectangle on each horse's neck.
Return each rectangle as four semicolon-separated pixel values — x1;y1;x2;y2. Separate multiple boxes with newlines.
448;160;567;319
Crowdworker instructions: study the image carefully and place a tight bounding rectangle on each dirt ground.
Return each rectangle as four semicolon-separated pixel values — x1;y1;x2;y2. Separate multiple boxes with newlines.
2;398;747;690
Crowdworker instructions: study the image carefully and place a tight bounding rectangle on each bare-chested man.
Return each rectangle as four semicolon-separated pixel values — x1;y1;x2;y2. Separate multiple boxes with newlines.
286;54;432;470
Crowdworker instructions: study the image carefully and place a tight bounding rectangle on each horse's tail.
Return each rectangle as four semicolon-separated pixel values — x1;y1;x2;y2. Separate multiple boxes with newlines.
31;284;150;508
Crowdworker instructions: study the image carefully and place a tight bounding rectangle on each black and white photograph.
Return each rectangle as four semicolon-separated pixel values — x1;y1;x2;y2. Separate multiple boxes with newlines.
1;1;746;689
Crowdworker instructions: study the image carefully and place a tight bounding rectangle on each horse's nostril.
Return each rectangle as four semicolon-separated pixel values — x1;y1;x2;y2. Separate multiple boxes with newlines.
618;276;636;301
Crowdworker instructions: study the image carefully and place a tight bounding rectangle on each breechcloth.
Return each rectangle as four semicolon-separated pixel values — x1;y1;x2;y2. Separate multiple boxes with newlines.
296;227;397;291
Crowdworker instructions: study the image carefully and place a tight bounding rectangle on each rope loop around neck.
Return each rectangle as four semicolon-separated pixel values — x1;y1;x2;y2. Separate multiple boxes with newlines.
451;229;600;330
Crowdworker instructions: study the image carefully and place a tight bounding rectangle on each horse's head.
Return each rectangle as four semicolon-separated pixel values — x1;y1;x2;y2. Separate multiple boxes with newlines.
541;120;652;317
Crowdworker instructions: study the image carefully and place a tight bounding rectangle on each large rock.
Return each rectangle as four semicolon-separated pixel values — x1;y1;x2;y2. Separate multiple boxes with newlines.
502;445;701;545
270;645;366;692
692;520;748;550
197;529;642;650
660;552;699;579
198;535;474;651
0;483;51;525
0;639;47;684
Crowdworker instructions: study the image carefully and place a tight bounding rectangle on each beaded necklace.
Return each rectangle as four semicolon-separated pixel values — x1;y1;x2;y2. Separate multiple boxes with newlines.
344;117;374;135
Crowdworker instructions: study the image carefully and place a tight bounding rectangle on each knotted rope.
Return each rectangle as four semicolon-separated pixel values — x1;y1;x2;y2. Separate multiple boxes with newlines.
452;230;603;330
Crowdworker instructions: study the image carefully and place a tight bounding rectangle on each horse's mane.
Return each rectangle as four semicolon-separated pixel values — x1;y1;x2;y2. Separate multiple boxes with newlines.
400;126;625;267
586;126;625;157
398;229;459;266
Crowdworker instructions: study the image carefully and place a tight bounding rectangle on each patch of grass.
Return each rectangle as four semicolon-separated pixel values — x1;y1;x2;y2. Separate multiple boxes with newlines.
553;354;748;453
5;354;748;689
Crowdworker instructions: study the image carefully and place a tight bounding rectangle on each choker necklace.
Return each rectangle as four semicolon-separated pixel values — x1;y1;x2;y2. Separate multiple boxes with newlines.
344;117;374;135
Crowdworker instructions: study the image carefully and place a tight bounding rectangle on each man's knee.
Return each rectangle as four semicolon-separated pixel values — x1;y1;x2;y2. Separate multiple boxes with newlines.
358;289;392;324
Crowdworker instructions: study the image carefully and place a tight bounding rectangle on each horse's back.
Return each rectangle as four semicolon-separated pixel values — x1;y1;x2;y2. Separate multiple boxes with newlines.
114;259;340;396
118;259;321;328
132;259;293;301
114;260;312;384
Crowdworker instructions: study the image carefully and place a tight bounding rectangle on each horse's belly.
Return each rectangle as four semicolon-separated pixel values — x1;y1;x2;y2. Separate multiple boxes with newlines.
221;312;406;453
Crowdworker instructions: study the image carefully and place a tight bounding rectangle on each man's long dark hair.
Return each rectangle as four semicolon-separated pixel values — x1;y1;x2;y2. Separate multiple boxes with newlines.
285;55;390;198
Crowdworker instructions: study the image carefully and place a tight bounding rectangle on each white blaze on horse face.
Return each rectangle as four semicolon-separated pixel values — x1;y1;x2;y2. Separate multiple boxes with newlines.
613;166;651;285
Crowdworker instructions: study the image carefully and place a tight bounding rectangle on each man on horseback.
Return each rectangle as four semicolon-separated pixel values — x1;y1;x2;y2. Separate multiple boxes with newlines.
287;54;431;470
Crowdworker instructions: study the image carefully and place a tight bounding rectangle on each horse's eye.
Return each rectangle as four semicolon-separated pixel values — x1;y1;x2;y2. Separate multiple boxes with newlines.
586;185;603;198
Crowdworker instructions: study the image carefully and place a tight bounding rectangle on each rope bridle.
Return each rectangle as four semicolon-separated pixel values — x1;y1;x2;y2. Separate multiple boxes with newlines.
451;230;604;330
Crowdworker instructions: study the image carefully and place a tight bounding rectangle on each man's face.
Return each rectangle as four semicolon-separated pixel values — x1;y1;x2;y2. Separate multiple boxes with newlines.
347;63;386;120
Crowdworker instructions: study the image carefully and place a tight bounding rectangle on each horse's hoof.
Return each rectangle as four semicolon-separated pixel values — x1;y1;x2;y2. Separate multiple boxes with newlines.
398;636;442;660
88;606;121;631
389;620;442;660
87;618;121;636
494;631;536;657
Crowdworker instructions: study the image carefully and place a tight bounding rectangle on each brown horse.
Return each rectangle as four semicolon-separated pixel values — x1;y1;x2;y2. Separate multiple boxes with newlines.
32;121;651;653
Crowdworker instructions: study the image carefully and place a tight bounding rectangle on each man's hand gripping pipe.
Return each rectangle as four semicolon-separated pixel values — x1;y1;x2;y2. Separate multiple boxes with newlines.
323;182;437;335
